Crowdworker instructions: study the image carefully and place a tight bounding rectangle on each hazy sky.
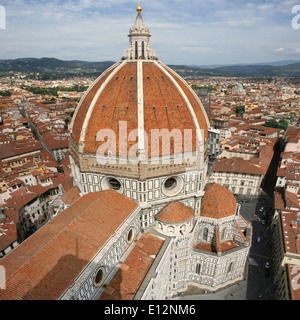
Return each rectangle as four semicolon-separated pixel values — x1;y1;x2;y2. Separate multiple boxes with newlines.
0;0;300;65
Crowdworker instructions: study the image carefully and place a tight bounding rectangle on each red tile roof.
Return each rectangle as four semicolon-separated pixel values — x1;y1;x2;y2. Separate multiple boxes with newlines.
201;183;237;219
72;64;120;145
274;187;286;210
0;141;42;161
285;191;300;209
0;218;17;252
42;135;69;150
0;190;138;300
214;157;264;175
100;233;164;300
280;210;300;255
155;201;195;224
5;187;38;211
60;186;81;205
193;240;238;253
285;126;300;143
71;61;209;158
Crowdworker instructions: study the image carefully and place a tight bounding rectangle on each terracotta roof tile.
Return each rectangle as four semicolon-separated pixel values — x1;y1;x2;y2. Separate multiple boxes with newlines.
60;186;81;205
285;126;300;143
71;63;121;144
155;201;194;224
201;183;237;219
0;141;42;161
0;219;17;252
274;187;286;210
100;233;164;300
285;191;300;209
0;190;138;300
71;61;209;157
214;157;264;175
193;240;238;253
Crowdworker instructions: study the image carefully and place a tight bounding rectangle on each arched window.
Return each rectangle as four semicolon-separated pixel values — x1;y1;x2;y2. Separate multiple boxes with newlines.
221;227;227;240
195;263;201;275
167;226;175;234
135;41;138;59
203;227;209;241
127;229;134;243
227;262;234;273
180;225;186;233
94;267;105;287
142;41;145;57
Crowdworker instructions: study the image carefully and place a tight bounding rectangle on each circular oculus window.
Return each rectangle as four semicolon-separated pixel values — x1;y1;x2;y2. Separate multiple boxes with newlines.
164;177;177;190
127;229;134;243
94;268;105;287
108;178;121;191
162;176;183;197
101;176;123;192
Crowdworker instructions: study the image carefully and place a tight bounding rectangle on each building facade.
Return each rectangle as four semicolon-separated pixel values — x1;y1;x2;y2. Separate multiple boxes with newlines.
209;158;264;196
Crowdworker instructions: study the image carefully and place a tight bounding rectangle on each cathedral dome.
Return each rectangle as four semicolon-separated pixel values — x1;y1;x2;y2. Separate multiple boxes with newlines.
69;7;210;181
70;60;209;157
201;183;237;219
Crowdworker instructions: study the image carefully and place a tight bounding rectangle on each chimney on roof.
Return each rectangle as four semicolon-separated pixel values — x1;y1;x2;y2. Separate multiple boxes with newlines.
292;221;298;229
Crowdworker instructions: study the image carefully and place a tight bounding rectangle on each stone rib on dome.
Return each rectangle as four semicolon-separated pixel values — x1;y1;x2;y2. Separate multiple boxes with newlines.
201;183;237;219
71;62;122;146
155;201;195;224
70;60;209;157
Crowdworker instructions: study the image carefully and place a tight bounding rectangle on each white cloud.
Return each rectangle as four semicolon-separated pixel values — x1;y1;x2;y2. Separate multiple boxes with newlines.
0;0;299;65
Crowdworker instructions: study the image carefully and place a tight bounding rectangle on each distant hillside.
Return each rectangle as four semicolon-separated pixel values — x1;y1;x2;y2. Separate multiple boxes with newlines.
212;63;300;77
0;58;116;78
192;60;300;69
279;62;300;73
1;57;300;78
170;63;300;78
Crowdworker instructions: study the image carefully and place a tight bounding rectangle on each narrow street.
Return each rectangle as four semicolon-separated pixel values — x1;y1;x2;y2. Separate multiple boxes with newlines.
242;194;276;300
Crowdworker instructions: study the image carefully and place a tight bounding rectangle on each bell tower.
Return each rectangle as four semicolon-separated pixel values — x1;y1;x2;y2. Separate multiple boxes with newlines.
123;3;157;60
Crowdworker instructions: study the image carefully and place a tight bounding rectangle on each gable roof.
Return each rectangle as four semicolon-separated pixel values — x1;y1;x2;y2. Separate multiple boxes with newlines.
0;190;138;300
100;233;164;300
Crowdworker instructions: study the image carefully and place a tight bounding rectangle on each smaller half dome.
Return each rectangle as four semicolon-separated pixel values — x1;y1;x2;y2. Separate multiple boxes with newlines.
201;183;237;219
155;201;195;224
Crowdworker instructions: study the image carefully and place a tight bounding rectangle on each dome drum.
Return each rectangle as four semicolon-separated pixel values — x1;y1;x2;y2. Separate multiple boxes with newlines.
155;219;194;237
69;140;204;181
154;201;195;236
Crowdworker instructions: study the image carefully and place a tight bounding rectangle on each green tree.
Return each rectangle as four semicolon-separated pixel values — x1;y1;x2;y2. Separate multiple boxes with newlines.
235;106;245;114
264;118;289;131
264;118;278;128
278;119;289;130
0;90;12;97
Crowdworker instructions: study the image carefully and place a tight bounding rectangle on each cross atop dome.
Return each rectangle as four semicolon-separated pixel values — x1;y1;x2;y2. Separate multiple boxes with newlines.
136;2;142;13
122;4;157;61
